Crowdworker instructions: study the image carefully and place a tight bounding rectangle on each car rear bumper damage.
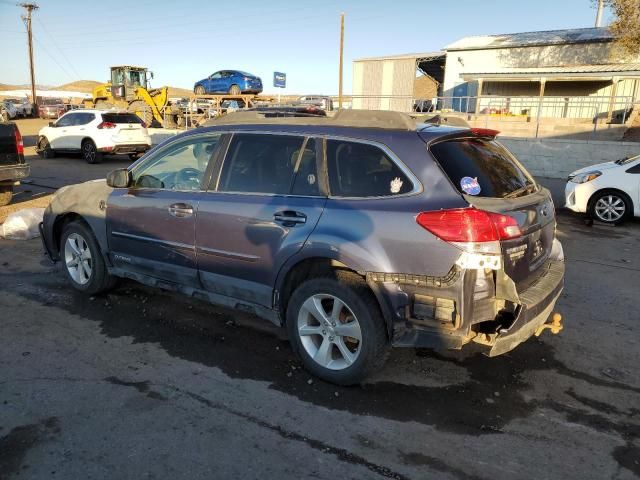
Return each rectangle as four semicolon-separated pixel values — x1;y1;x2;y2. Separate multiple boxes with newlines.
368;239;565;356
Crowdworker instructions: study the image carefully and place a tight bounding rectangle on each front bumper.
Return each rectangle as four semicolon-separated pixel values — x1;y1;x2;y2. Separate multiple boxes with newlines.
0;164;30;183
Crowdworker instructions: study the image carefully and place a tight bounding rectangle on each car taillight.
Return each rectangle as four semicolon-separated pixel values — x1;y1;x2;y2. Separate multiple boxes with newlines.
97;121;117;129
14;128;24;155
416;208;521;243
470;128;500;138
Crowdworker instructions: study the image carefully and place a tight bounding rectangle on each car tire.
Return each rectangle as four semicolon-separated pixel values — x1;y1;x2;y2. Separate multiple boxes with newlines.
37;136;55;159
127;100;154;127
82;139;102;164
286;271;389;385
194;85;205;95
0;185;13;206
228;84;241;95
588;190;631;225
60;221;117;295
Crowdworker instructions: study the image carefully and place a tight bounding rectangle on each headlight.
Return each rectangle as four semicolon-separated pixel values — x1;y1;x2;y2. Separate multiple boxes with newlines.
570;171;602;183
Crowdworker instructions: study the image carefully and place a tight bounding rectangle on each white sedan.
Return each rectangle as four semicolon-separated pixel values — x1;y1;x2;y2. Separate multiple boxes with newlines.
565;155;640;224
37;109;151;164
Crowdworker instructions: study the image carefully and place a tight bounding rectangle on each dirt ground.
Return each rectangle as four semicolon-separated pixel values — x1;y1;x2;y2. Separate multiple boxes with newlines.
1;208;639;479
1;118;639;479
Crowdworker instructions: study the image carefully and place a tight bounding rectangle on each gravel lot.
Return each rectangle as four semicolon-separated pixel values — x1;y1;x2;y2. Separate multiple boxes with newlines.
0;118;639;480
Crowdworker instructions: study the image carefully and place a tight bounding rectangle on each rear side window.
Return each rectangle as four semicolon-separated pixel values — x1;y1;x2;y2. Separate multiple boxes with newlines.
218;134;304;194
101;113;143;124
430;139;535;198
327;140;412;197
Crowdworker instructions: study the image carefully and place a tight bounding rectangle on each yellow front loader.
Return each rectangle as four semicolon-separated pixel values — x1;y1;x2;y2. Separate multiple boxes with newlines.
85;66;179;128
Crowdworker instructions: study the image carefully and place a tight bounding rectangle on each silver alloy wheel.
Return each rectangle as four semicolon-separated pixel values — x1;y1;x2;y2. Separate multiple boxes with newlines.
594;194;625;222
64;233;92;285
297;293;362;370
83;142;96;162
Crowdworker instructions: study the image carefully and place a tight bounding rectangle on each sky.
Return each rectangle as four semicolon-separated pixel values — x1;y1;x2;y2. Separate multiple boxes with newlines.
0;0;615;95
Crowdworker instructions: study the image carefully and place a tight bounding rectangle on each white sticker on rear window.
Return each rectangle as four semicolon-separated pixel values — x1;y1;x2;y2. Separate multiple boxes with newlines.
460;176;481;195
390;177;403;194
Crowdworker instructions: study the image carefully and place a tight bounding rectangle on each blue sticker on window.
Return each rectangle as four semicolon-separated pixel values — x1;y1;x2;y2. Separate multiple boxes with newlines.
460;176;481;195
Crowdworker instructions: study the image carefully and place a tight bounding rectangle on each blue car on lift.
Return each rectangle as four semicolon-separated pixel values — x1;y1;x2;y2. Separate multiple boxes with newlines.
194;70;263;95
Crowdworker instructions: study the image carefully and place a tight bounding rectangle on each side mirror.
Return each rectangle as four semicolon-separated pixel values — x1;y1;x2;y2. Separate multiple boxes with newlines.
106;168;131;188
49;122;55;127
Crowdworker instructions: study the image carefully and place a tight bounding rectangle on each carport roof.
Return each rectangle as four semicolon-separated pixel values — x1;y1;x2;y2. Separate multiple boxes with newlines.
446;27;614;51
461;64;640;80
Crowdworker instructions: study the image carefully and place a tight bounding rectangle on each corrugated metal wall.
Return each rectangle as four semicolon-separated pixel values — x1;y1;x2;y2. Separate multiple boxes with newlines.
352;58;415;112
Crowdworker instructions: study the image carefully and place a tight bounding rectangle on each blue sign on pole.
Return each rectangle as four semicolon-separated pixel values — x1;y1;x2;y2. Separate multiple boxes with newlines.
273;72;286;88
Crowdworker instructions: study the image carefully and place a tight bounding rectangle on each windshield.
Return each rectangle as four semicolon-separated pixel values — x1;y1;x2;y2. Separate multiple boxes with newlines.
430;138;536;199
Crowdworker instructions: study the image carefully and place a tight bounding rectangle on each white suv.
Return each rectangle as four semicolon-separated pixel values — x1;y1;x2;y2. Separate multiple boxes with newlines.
37;109;152;164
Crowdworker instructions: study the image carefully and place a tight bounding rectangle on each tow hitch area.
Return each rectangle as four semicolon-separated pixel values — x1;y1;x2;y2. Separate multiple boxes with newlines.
534;313;563;337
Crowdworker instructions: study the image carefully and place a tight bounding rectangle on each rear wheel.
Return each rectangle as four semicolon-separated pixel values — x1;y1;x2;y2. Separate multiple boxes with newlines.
194;85;205;95
60;221;116;294
228;84;241;95
0;185;12;206
37;136;55;158
81;139;102;164
286;271;389;385
589;190;631;225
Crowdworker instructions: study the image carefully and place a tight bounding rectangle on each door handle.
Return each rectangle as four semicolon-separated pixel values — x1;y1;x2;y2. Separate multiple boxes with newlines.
274;210;306;226
168;203;194;218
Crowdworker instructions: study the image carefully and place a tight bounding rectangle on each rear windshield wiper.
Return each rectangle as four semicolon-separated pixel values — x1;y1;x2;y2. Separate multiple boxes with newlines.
503;183;536;198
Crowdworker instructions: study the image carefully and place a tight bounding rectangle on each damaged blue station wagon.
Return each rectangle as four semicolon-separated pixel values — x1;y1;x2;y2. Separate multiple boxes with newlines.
40;110;565;385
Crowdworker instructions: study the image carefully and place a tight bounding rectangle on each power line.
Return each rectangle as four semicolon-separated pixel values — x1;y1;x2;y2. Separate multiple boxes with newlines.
35;16;81;79
32;33;76;82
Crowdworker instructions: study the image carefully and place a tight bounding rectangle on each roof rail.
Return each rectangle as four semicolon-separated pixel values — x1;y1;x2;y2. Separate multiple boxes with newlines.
203;109;417;131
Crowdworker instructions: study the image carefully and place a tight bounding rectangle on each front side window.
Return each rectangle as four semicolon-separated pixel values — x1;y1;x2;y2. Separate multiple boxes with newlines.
327;140;413;197
218;134;304;195
131;135;222;191
55;114;74;127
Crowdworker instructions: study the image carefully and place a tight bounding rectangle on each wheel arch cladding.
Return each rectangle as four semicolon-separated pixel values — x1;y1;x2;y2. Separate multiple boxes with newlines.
275;256;393;339
46;180;114;258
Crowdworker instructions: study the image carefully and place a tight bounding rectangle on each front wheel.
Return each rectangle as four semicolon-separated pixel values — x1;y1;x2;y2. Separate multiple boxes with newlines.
228;84;241;95
60;221;116;294
286;272;389;385
589;191;631;225
37;136;55;158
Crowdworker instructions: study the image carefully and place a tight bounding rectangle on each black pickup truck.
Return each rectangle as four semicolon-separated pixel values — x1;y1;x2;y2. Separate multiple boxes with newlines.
0;122;30;206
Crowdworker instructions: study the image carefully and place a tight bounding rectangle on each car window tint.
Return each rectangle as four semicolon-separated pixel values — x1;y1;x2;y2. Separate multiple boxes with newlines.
291;139;321;196
55;115;74;127
327;140;412;197
218;134;304;195
73;113;93;126
429;139;535;198
132;135;222;191
102;113;143;124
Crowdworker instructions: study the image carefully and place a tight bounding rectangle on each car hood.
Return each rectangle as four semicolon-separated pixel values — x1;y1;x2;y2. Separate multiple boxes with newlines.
570;161;620;176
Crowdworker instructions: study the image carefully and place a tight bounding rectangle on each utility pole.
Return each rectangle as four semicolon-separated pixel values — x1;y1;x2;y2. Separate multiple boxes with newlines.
20;3;39;107
338;12;345;110
595;0;604;27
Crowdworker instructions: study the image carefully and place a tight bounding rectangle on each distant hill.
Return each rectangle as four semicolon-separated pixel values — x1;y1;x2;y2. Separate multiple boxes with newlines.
55;80;103;93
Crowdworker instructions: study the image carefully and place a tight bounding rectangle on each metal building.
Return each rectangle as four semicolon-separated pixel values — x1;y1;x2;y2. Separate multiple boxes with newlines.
351;52;445;112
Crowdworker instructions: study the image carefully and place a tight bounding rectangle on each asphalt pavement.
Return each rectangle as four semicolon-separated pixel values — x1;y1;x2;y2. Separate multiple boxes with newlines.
1;118;639;479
